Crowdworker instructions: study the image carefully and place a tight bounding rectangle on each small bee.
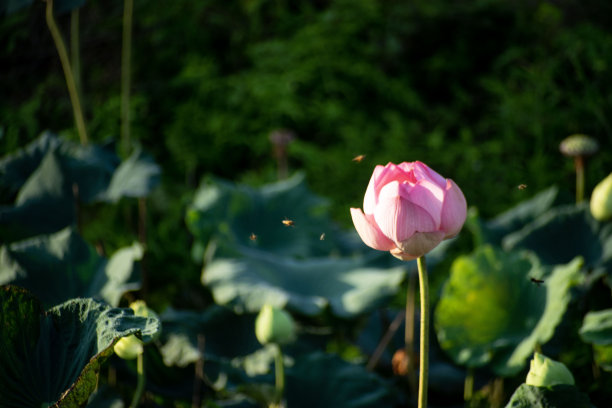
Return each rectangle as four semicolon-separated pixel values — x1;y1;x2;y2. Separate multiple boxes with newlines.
319;233;326;241
249;233;257;241
282;218;295;227
518;184;528;190
530;277;544;286
352;154;366;163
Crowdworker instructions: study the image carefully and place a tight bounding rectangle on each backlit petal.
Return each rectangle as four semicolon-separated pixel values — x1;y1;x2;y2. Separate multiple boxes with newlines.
412;161;446;188
374;181;436;243
440;179;467;238
350;208;396;251
401;179;444;228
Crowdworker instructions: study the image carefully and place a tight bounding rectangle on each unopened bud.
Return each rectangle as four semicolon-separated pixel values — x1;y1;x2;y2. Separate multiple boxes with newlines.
526;353;575;387
255;304;295;345
113;300;156;360
590;173;612;221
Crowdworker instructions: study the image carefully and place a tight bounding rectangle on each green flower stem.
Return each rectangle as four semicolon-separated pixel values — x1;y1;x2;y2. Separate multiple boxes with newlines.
274;344;285;405
416;256;429;408
45;0;88;145
121;0;134;158
575;156;585;203
129;352;145;408
405;272;418;397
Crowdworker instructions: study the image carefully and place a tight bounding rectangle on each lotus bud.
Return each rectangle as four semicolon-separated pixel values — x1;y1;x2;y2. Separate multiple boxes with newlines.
350;161;467;260
590;173;612;221
526;352;575;387
113;300;153;360
255;304;296;345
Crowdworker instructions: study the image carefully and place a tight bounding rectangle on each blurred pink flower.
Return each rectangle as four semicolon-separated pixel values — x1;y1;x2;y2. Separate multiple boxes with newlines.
350;161;467;260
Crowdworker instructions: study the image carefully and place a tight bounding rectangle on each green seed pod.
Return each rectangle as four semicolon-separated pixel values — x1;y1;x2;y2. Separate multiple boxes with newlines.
255;304;296;345
526;352;575;388
559;134;599;157
590;173;612;221
113;335;144;360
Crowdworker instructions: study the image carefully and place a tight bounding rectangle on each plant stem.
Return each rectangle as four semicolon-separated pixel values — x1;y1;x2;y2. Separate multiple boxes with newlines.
416;256;429;408
575;156;584;203
45;0;88;145
70;8;81;96
464;367;474;405
274;345;285;405
129;352;145;408
121;0;134;158
405;272;418;397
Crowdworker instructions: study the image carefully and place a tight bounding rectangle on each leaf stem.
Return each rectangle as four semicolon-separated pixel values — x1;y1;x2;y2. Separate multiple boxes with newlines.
129;352;145;408
464;367;474;405
121;0;134;157
274;344;285;405
45;0;88;145
416;256;429;408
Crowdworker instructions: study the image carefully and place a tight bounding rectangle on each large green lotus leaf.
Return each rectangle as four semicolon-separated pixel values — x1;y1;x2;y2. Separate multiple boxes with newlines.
103;148;161;203
202;245;406;317
186;173;352;261
503;205;612;276
483;186;563;245
579;309;612;345
0;150;75;243
0;227;142;308
284;352;396;407
504;384;593;408
158;306;260;367
0;285;160;408
435;245;582;376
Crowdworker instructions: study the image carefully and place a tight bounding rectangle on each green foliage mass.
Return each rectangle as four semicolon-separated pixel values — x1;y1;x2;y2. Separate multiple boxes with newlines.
2;0;612;222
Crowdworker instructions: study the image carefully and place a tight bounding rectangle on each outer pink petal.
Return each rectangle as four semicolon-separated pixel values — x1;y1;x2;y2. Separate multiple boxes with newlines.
374;181;436;243
394;231;445;259
412;161;447;188
401;179;444;228
364;163;414;214
350;208;396;251
440;179;467;238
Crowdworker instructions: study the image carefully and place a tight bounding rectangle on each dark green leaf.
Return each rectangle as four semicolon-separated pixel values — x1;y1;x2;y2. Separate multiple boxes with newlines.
579;309;612;345
284;352;396;408
0;150;75;242
103;148;161;203
203;245;405;317
0;286;160;408
504;384;592;408
186;174;353;261
0;227;142;308
503;205;612;275
158;306;260;367
435;245;582;376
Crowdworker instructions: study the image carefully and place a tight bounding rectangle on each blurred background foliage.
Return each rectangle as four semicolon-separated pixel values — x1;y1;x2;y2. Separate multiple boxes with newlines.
1;0;612;301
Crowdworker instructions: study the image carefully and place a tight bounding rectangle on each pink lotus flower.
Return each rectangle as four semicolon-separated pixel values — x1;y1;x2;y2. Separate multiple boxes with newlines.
350;161;467;260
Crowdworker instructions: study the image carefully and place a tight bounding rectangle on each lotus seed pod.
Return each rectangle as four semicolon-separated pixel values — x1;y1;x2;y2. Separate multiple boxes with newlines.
590;173;612;221
255;304;296;345
526;352;575;387
559;134;599;157
113;334;143;360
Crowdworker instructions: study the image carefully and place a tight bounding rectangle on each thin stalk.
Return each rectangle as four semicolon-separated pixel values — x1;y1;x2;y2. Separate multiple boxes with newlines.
464;367;474;406
45;0;88;145
274;345;285;404
575;156;585;203
366;310;405;370
70;8;81;96
405;272;418;397
416;256;429;408
121;0;134;157
129;352;145;408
